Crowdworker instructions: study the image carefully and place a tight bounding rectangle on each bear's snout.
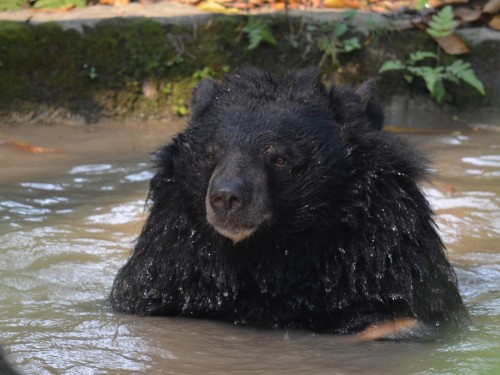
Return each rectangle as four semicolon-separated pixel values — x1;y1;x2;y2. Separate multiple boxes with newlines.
205;160;271;244
209;177;249;214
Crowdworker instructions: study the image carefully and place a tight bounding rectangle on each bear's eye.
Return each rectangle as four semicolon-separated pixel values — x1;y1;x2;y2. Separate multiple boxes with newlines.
274;156;287;167
206;154;216;166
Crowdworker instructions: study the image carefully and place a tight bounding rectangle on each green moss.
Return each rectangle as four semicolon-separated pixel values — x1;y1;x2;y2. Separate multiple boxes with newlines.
0;16;495;123
0;0;27;12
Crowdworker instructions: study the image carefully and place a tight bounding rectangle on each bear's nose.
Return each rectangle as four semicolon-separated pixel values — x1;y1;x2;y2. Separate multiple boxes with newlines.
209;178;248;214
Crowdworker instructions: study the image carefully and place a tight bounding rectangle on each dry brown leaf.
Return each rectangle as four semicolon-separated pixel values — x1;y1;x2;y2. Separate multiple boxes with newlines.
433;34;469;55
271;0;300;10
32;4;76;12
342;0;361;8
7;141;63;154
197;0;239;13
454;7;482;23
488;14;500;29
354;318;420;342
324;0;347;8
230;2;254;10
99;0;130;5
484;0;500;14
429;0;468;6
446;185;456;193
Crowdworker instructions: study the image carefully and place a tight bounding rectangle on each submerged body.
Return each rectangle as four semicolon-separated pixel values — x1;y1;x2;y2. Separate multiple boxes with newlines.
110;68;466;336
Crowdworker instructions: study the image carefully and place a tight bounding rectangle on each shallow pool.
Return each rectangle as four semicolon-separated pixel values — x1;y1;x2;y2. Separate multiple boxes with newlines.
0;122;499;374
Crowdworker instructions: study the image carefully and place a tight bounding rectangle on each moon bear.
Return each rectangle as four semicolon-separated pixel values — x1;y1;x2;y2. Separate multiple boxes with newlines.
110;67;466;338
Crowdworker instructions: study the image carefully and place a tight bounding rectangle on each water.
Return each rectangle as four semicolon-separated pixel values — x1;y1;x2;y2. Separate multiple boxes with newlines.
0;122;499;374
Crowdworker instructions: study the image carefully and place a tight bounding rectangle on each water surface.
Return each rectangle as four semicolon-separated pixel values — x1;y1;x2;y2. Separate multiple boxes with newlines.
0;122;499;374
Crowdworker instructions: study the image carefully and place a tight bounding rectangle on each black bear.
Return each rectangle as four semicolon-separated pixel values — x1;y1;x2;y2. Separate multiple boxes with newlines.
110;67;466;339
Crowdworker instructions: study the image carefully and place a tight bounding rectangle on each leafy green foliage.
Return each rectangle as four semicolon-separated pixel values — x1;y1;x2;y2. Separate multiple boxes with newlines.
408;51;437;63
318;19;362;68
341;9;358;22
192;66;215;80
446;60;485;94
88;67;98;81
408;65;446;101
378;60;405;73
415;0;430;11
162;82;173;96
0;0;27;11
242;19;277;50
379;51;485;102
171;98;188;117
426;6;458;38
33;0;85;9
342;37;362;52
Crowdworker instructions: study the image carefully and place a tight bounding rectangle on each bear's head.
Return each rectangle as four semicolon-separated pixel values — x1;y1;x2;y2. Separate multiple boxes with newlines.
157;68;382;244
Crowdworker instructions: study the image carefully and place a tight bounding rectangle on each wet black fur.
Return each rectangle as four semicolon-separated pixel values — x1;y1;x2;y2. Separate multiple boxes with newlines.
109;67;466;334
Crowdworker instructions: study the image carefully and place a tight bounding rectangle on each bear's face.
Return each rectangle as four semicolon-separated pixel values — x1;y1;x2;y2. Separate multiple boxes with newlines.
202;107;315;243
183;70;349;243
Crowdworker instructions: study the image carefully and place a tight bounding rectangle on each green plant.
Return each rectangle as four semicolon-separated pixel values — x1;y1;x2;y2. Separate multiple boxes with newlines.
415;0;429;11
192;66;215;80
379;6;484;103
0;0;27;11
318;21;361;68
162;82;173;96
242;19;277;50
88;66;98;81
165;55;184;68
379;51;484;102
171;98;188;116
426;5;458;38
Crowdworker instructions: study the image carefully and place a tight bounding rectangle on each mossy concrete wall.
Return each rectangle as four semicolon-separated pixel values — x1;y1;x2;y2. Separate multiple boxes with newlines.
0;14;498;128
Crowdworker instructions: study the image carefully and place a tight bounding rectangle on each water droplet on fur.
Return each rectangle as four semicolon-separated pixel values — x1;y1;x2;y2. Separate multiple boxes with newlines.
142;290;154;298
223;291;229;297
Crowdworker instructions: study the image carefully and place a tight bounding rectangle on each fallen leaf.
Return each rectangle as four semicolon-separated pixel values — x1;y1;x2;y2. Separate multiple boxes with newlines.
454;7;482;23
446;185;456;193
488;14;500;30
7;141;63;154
99;0;129;5
484;0;500;14
468;123;500;133
197;0;239;13
429;0;468;6
433;34;470;55
324;0;347;8
32;4;76;12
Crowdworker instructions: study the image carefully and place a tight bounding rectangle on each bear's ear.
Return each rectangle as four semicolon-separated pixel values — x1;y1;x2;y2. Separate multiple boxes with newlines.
287;67;325;104
355;79;384;130
153;140;180;178
190;78;220;123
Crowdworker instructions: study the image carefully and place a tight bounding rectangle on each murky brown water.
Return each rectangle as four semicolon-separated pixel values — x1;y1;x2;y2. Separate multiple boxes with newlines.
1;122;499;374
